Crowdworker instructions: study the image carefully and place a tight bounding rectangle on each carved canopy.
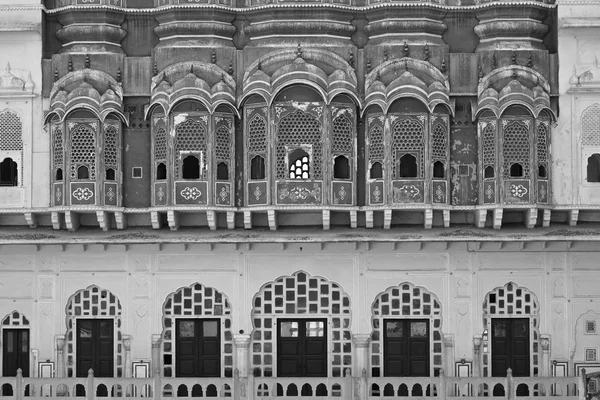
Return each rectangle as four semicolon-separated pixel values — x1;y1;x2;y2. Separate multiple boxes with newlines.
44;69;126;125
241;48;359;106
364;57;453;116
474;65;555;120
146;61;238;118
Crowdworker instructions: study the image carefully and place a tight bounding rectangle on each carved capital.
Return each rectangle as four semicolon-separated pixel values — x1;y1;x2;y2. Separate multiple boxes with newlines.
233;334;251;349
56;335;66;352
444;334;455;348
122;335;131;351
352;334;371;348
473;335;482;354
151;334;162;349
541;335;550;353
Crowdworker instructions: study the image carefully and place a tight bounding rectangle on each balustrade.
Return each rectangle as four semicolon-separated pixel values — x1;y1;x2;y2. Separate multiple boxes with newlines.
0;368;588;400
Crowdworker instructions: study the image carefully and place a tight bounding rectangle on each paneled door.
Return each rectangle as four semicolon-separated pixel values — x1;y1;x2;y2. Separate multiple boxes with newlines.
2;329;29;396
277;319;327;378
176;319;220;378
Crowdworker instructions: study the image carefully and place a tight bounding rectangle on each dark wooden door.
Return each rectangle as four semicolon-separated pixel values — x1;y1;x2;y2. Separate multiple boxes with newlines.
2;329;29;396
76;320;114;378
384;319;430;377
491;318;530;377
176;319;220;377
277;319;327;377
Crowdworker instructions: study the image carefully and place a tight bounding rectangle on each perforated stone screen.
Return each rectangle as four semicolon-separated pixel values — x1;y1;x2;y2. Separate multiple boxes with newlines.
174;116;207;180
371;282;443;377
482;121;496;170
431;119;448;160
161;283;233;378
52;125;64;173
369;124;384;162
69;122;97;180
251;271;352;378
215;124;232;162
582;104;600;146
482;282;540;377
1;311;29;326
391;115;425;179
502;120;531;178
65;285;123;378
0;110;23;151
248;113;267;154
276;110;323;180
536;121;549;169
332;114;353;155
104;122;119;169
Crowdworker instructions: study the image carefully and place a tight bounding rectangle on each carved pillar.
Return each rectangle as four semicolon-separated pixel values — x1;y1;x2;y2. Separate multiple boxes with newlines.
541;335;551;377
151;334;162;377
352;334;370;378
233;334;251;378
473;335;482;378
123;335;132;378
55;335;66;378
443;334;455;377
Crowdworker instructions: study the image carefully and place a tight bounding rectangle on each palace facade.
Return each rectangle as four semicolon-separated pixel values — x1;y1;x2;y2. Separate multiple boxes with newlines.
0;0;599;399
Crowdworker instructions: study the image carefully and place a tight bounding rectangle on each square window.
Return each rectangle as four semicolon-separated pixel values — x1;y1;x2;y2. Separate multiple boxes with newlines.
132;167;142;178
585;319;598;335
585;347;597;362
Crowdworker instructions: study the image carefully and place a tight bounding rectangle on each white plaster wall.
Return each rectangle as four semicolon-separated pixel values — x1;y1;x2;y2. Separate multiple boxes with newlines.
0;245;599;378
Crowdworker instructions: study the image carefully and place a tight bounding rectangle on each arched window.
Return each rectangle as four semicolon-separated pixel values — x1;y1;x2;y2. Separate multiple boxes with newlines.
334;155;350;179
77;165;89;180
587;154;600;183
156;163;166;180
485;166;495;179
538;165;547;178
399;154;417;178
216;162;228;181
56;168;63;181
433;161;445;179
0;157;18;186
510;163;523;178
289;149;310;180
182;155;200;179
370;162;383;179
105;168;115;181
251;155;265;180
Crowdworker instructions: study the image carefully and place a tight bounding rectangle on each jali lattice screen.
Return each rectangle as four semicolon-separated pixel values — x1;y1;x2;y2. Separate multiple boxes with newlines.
251;271;352;377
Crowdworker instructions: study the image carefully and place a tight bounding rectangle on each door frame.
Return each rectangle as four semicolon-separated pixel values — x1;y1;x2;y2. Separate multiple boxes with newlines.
73;318;117;378
490;317;531;378
173;317;224;378
382;318;432;377
276;317;329;378
1;328;31;378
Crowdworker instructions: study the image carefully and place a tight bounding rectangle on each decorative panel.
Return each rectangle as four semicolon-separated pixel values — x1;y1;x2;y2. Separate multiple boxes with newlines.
367;114;385;163
53;183;64;206
154;182;168;206
276;181;323;205
392;180;425;204
215;182;232;206
332;181;353;205
174;181;208;205
104;121;120;176
430;115;449;162
251;271;352;378
432;181;447;204
68;121;97;181
75;0;101;4
483;180;496;204
505;180;531;203
214;114;234;181
104;182;118;206
70;182;96;205
390;114;425;179
174;114;208;180
538;180;548;203
581;104;600;146
161;283;233;378
51;124;63;185
502;119;531;178
274;103;323;180
247;181;268;206
371;282;443;377
369;181;384;205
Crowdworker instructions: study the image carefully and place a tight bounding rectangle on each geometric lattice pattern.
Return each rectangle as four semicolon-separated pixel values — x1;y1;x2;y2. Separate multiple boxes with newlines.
0;110;23;151
104;123;119;169
391;116;425;179
161;283;233;378
175;117;207;180
1;311;30;326
482;282;540;377
69;123;97;180
65;285;123;378
53;125;64;172
482;122;496;169
251;271;352;378
276;110;323;180
248;114;267;153
503;120;531;178
332;115;353;155
215;125;232;162
369;124;384;162
431;122;448;160
371;282;443;377
537;121;549;177
155;127;167;162
582;104;600;146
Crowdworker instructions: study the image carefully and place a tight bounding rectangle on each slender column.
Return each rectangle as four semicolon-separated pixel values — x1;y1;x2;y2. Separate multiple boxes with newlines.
541;335;551;377
473;335;482;378
151;334;162;377
443;334;454;377
123;335;132;378
352;334;371;378
233;334;251;378
55;335;66;378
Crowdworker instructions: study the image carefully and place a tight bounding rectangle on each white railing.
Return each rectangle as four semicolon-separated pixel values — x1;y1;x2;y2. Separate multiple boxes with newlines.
0;368;587;400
